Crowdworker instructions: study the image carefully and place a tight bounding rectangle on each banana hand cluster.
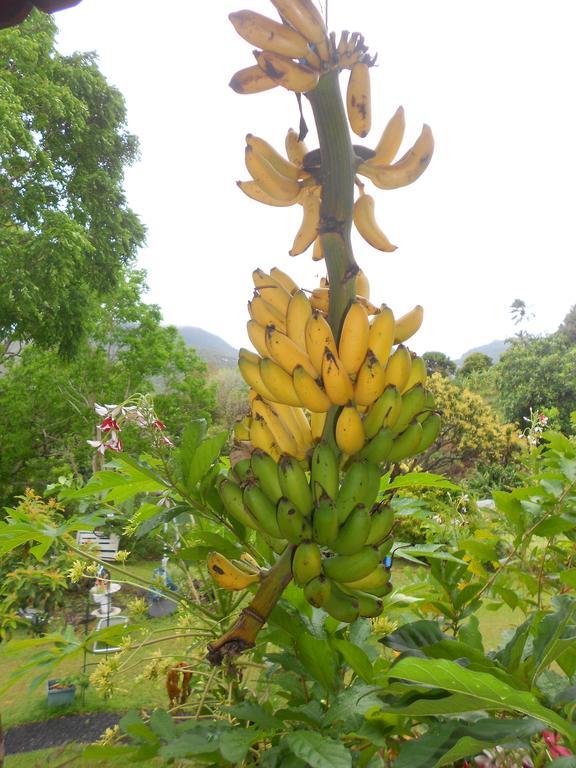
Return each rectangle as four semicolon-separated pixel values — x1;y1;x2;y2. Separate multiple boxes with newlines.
207;551;262;590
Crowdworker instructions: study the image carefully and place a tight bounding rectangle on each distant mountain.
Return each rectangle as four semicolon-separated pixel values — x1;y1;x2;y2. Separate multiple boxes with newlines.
178;326;237;367
457;339;510;367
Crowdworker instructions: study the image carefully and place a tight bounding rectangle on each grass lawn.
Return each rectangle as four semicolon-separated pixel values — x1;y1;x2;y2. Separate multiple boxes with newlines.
5;744;165;767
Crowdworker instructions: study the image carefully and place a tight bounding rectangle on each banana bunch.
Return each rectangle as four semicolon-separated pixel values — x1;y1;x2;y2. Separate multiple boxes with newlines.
237;266;440;461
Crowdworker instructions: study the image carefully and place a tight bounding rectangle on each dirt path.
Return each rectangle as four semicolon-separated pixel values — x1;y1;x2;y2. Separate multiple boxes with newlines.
5;712;121;755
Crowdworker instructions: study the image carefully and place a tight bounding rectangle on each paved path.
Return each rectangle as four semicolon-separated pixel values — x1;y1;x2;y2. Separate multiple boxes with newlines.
5;712;121;755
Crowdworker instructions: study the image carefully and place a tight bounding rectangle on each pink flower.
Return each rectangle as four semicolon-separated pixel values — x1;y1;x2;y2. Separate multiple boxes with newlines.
160;435;174;447
542;730;572;758
107;432;123;452
153;419;166;430
99;416;120;433
87;439;107;454
538;413;549;425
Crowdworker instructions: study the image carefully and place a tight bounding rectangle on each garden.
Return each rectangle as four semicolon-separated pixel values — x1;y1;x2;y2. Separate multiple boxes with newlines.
1;1;576;767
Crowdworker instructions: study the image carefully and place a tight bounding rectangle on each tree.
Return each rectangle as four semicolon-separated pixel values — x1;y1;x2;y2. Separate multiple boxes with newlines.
0;12;145;358
458;352;493;378
558;304;576;343
494;334;576;432
0;270;216;505
422;351;456;378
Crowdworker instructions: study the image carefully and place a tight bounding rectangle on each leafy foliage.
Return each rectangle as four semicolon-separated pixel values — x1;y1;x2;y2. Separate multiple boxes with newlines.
422;351;456;378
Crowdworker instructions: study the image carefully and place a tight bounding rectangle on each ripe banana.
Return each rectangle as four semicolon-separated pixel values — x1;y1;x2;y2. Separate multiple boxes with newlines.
387;420;423;463
285;127;308;166
251;449;283;503
246;133;302;182
260;357;301;407
268;0;329;61
365;506;395;546
355;269;370;300
278;455;314;516
245;145;301;202
292;540;323;585
207;551;261;590
270;266;299;295
258;283;292;317
237;179;300;207
286;290;313;350
247;319;268;358
250;414;281;462
339;299;370;376
358;124;434;189
354;350;387;406
332;503;371;555
309;287;330;314
275;403;313;453
346;62;371;138
248;295;286;332
306;310;337;374
368;305;395;365
335;405;365;455
290;192;320;256
217;477;259;531
304;574;331;608
322;348;354;405
276;497;312;544
363;385;402;439
383;344;412;391
238;354;277;401
292;365;332;412
312;494;340;546
233;417;251;442
266;326;317;378
310;410;327;442
251;397;302;458
403;354;427;391
394;305;424;344
323;546;380;583
243;481;284;539
229;64;277;95
358;425;394;464
393;383;427;435
311;441;339;500
335;460;380;524
312;237;323;261
229;10;312;62
354;192;397;252
369;106;406;166
255;50;319;93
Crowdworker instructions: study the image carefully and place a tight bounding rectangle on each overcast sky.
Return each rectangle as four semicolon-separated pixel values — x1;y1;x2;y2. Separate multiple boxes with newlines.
55;0;575;360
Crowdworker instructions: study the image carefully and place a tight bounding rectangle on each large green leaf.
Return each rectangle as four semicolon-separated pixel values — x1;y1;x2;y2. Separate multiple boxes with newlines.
531;597;576;682
285;731;352;768
185;432;227;492
382;473;461;492
294;634;339;692
387;657;575;738
219;728;263;763
330;638;374;683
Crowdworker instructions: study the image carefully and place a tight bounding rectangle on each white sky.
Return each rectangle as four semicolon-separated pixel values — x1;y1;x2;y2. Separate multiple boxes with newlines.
55;0;575;360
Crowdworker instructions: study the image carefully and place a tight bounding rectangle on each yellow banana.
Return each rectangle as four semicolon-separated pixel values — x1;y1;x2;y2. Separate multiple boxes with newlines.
353;192;397;252
270;266;299;296
252;397;303;459
289;192;321;256
247;319;268;358
246;133;302;181
305;310;337;374
346;62;371;138
238;354;276;401
285;127;308;166
260;357;301;407
265;325;317;378
239;347;261;366
292;364;332;412
358;124;434;189
275;403;313;452
368;306;395;365
207;551;261;590
310;410;327;442
248;295;287;333
255;50;319;93
240;551;260;570
237;179;300;207
394;305;424;344
229;64;277;95
355;269;370;300
233;417;251;442
403;354;427;391
383;344;412;391
286;289;313;350
268;0;329;60
245;145;301;202
252;267;276;290
335;405;365;455
250;414;281;461
229;10;312;61
354;349;387;406
369;106;405;166
257;284;291;316
310;287;329;313
312;237;324;261
338;299;370;376
322;348;354;406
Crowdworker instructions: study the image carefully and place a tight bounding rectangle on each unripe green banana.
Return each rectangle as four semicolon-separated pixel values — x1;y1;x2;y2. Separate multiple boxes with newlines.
332;504;371;555
414;411;441;453
341;562;391;595
276;496;312;544
416;389;436;422
310;441;339;500
217;477;260;531
387;420;423;464
393;383;427;435
363;385;401;439
312;494;340;546
358;426;394;464
243;482;283;538
322;582;360;623
365;505;394;546
323;545;380;582
335;461;381;524
292;540;323;585
277;455;314;516
303;574;331;608
231;458;251;483
250;449;282;503
263;533;289;555
340;588;383;618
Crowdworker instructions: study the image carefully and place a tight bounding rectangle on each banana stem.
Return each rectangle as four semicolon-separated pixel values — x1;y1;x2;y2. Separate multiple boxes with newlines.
206;544;294;665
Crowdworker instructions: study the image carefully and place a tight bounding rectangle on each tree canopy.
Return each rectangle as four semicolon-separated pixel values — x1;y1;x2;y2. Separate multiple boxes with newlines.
422;351;457;378
0;11;145;357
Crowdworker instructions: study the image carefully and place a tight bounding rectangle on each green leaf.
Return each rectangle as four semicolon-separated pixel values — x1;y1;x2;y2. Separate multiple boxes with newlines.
531;597;576;682
459;538;498;561
560;569;576;589
382;472;461;492
380;620;446;654
219;728;263;763
458;616;484;653
185;431;226;491
159;732;219;759
550;758;576;767
285;731;352;768
148;709;176;740
330;638;374;683
387;657;575;739
228;701;281;731
294;634;339;692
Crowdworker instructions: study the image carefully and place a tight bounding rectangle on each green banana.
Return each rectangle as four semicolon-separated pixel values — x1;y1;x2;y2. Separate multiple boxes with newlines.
393;383;427;435
358;426;394;464
217;477;259;531
365;505;395;546
303;574;331;608
276;496;312;544
311;441;339;500
243;482;284;538
414;411;441;453
335;461;381;524
322;582;360;623
363;385;401;438
292;540;323;585
251;449;282;503
341;562;391;595
387;420;423;464
263;533;289;554
416;389;436;422
312;494;340;546
340;588;383;618
332;504;371;555
323;545;380;582
278;455;314;516
231;457;251;483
